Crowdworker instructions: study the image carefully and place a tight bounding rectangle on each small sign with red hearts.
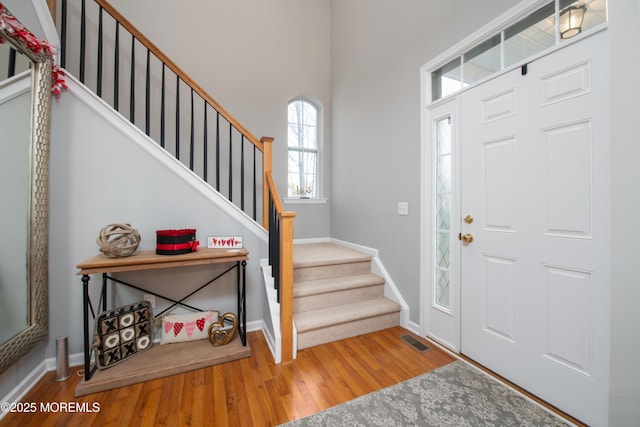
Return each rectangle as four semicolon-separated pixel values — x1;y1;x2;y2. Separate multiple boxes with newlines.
207;236;243;249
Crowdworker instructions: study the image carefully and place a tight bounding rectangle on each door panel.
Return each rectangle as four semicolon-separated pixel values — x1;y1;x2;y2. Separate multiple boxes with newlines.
460;31;609;426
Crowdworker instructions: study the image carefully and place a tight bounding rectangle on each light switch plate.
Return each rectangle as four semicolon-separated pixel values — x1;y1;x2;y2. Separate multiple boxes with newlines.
398;202;409;216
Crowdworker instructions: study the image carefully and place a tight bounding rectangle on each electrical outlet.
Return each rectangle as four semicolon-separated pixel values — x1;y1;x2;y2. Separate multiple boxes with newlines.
398;202;409;216
144;294;156;309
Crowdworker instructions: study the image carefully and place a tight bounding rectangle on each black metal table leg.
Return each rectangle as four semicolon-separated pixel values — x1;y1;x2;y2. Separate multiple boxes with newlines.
237;260;247;345
81;274;91;381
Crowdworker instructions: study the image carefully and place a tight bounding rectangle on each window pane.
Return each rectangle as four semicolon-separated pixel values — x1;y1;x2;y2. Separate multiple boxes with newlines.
288;149;317;197
288;123;300;148
504;3;555;67
436;156;451;193
436;117;451;155
303;102;317;127
463;35;502;85
434;116;452;311
288;150;301;175
432;57;463;101
435;268;450;308
302;124;317;149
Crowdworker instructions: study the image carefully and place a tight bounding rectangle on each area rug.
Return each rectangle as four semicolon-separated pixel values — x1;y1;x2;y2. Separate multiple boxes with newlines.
281;360;570;427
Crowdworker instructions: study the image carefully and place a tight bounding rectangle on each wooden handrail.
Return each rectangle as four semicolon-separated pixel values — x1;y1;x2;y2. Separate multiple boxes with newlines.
48;0;56;25
95;0;264;153
265;171;286;216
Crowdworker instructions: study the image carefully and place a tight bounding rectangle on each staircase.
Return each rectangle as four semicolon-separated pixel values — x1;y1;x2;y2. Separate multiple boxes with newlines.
293;242;401;349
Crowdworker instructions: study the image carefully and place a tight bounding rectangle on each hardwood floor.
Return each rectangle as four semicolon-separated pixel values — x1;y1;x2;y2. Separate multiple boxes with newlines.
1;327;455;426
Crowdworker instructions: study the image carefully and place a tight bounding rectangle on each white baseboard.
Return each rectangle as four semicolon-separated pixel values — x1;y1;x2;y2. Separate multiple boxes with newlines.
1;361;47;419
0;350;92;422
405;319;422;337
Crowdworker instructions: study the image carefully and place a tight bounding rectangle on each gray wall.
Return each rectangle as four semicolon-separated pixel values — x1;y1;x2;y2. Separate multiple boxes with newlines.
109;0;333;239
46;79;269;357
2;0;46;40
608;0;640;425
328;0;518;324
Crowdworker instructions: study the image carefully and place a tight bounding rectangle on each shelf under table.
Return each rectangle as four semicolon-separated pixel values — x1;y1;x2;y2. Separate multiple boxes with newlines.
75;336;250;397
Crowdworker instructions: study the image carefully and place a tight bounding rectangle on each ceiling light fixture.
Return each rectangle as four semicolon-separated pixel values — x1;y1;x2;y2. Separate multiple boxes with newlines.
559;4;587;39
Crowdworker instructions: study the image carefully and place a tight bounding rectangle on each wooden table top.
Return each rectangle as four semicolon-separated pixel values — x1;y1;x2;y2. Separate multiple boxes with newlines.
76;248;249;275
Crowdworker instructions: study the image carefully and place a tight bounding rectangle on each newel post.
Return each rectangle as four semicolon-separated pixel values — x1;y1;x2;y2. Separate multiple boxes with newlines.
279;212;296;364
261;136;274;230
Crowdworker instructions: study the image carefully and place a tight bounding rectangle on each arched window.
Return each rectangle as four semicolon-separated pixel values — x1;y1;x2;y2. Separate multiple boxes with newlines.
287;98;320;198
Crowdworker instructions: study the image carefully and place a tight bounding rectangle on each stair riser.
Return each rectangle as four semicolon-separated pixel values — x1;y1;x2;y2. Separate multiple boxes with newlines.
297;312;400;350
294;285;384;313
294;261;372;282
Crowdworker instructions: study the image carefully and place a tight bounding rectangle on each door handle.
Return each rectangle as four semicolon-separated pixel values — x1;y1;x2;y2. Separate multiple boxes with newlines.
458;233;474;244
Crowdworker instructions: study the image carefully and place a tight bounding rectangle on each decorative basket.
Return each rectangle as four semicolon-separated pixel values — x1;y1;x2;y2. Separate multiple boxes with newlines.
156;229;199;255
96;223;141;257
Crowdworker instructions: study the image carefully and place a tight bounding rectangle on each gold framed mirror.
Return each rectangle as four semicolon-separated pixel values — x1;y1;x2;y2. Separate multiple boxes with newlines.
0;5;52;374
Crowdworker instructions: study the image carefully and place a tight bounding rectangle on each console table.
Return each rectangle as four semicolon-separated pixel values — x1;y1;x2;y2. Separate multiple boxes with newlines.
74;248;250;396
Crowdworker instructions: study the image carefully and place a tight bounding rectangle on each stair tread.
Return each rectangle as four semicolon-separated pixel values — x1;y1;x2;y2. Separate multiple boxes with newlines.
294;243;372;268
294;298;401;332
294;273;384;297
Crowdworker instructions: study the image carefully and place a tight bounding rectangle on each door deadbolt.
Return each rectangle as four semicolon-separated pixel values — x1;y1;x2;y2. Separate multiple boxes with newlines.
463;214;474;224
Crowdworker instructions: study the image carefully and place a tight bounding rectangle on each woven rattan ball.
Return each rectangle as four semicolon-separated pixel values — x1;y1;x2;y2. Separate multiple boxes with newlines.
97;223;141;257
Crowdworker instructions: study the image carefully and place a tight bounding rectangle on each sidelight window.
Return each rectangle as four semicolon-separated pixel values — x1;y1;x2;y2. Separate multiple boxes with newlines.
434;116;452;310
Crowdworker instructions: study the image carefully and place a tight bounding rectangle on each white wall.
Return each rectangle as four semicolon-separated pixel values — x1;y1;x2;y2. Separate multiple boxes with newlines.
328;0;518;325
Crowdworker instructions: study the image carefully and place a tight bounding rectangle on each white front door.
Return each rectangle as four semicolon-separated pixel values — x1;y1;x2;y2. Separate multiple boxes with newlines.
460;31;610;426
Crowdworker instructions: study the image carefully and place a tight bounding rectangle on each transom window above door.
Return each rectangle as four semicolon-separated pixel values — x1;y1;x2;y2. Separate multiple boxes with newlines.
431;0;607;101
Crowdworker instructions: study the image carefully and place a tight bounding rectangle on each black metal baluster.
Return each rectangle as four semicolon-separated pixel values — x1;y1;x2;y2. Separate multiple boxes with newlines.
160;65;165;148
145;49;150;136
54;1;271;229
114;22;120;111
203;102;208;182
96;7;103;97
216;113;220;191
269;197;275;269
129;36;135;124
253;146;257;220
229;124;233;201
80;0;86;82
7;48;16;78
175;76;180;160
60;0;67;68
241;135;245;212
189;89;194;170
